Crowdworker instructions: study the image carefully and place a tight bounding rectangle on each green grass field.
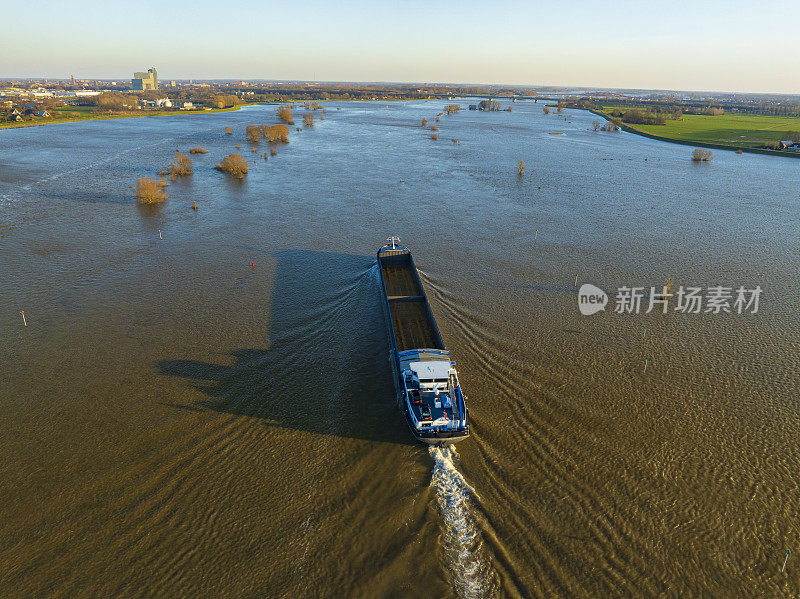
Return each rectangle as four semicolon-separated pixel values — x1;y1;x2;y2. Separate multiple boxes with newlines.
598;106;800;149
0;104;250;130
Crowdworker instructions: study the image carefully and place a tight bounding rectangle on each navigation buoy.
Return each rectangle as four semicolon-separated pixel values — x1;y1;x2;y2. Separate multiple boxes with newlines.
192;200;198;210
251;262;255;269
643;357;649;373
643;328;647;339
20;310;27;327
158;229;162;239
783;549;791;572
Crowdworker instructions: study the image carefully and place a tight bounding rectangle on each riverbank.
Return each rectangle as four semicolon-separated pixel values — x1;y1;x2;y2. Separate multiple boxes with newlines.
589;108;800;158
0;103;256;130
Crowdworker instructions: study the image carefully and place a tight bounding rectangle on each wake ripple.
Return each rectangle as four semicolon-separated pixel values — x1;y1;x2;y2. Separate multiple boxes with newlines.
430;445;497;599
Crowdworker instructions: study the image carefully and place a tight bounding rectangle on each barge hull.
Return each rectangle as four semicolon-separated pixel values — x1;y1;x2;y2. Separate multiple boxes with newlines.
377;242;469;445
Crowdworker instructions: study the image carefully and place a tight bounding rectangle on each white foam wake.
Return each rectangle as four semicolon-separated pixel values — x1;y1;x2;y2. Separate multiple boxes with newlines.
430;445;496;599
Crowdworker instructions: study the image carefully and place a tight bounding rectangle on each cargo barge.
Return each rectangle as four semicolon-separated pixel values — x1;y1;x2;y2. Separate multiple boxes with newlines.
377;238;470;445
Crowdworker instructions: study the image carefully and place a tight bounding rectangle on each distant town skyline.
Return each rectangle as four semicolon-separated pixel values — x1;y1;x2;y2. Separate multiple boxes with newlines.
2;0;799;94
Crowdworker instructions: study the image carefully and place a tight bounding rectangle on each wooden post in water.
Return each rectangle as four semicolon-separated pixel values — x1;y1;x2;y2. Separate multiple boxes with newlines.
20;311;27;327
782;549;790;572
643;357;649;373
574;273;578;287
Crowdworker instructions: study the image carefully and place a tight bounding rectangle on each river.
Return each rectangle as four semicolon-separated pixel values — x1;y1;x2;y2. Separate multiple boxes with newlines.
1;99;799;597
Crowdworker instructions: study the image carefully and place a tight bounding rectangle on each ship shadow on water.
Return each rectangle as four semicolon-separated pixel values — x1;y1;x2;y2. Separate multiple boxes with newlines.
159;249;413;445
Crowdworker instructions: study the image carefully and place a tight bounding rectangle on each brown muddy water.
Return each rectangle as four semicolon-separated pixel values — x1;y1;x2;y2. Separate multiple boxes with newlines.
1;100;799;598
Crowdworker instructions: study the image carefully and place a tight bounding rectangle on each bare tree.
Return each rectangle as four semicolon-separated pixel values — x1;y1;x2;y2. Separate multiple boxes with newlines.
246;125;261;142
276;105;294;125
265;124;290;143
170;152;193;177
692;148;713;162
215;154;249;178
135;177;167;203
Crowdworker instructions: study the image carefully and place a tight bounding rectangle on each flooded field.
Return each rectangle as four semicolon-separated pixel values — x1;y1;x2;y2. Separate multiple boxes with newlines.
1;99;799;597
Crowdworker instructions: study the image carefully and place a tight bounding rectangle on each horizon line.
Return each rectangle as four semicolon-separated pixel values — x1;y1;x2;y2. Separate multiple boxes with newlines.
1;76;798;98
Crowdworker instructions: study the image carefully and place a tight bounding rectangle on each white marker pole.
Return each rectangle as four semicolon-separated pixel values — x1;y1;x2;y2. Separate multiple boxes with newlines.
643;357;649;373
20;311;27;326
782;550;790;572
574;273;578;287
159;229;162;239
534;230;538;242
643;328;647;339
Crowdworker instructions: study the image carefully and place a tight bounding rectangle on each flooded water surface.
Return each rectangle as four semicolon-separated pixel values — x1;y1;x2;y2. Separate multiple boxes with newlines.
1;101;799;597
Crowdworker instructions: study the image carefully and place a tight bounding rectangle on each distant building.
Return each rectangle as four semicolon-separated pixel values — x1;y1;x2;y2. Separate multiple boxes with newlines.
180;101;194;109
71;74;75;85
132;67;158;91
155;98;172;108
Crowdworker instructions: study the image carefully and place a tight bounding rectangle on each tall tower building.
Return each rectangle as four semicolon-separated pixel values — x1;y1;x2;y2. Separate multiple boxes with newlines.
132;67;159;91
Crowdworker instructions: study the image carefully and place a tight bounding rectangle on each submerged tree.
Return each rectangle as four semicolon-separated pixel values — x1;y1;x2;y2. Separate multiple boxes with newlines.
444;104;461;115
517;160;525;177
169;152;193;178
265;124;290;143
215;153;249;178
224;126;233;135
246;125;261;143
692;148;713;162
189;147;208;154
543;106;550;115
135;177;167;204
276;105;294;125
303;114;315;127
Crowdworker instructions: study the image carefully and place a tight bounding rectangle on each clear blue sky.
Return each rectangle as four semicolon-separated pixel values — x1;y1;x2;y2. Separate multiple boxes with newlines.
2;0;798;93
